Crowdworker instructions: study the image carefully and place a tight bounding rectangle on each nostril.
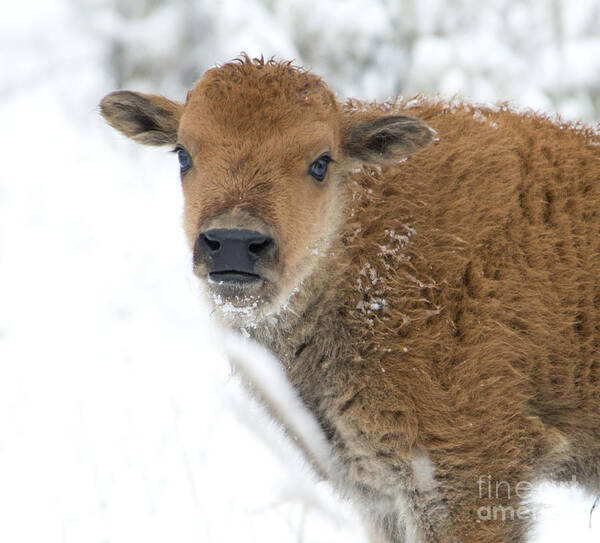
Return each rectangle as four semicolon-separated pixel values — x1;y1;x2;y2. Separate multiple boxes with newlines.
197;229;274;266
248;238;273;259
202;234;221;254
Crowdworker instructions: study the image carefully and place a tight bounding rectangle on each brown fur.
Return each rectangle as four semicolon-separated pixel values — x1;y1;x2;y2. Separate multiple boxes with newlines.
100;56;600;543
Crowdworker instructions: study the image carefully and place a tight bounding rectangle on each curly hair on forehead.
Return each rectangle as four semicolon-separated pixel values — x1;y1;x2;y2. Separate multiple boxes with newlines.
195;53;338;113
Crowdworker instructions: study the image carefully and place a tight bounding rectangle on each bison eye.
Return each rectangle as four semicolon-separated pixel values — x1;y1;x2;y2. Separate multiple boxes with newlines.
174;145;193;173
308;154;332;181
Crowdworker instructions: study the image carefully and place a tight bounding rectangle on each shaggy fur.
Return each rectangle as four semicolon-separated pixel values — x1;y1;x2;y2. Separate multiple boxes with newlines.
100;56;600;543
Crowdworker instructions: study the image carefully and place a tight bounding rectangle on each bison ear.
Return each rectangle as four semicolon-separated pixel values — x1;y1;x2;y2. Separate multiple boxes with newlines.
99;91;183;146
342;115;435;164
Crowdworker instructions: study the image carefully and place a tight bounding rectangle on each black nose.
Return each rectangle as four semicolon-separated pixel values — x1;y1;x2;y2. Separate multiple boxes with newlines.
195;228;274;283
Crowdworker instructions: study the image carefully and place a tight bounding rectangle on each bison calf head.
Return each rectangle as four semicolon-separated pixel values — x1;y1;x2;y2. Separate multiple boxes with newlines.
100;57;434;325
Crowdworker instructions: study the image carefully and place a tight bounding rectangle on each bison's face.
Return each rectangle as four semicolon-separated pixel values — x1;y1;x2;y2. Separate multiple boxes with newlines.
177;110;344;325
100;59;434;326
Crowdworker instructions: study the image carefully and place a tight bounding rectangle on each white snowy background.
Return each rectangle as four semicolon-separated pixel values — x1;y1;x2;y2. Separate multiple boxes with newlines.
1;1;599;542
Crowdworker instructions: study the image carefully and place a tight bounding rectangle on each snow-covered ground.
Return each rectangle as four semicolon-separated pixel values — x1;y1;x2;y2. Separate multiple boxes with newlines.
1;1;599;542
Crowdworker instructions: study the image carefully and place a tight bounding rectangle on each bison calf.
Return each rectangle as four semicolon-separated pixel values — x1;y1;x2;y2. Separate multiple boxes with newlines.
100;56;600;543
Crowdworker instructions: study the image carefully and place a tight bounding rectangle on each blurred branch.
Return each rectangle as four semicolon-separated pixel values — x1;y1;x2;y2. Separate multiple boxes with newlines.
225;338;336;480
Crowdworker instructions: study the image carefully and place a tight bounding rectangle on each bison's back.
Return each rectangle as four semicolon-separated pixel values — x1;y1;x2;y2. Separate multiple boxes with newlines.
395;101;600;468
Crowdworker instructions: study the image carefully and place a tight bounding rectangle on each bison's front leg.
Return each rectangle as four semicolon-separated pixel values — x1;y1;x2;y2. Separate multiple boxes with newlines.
335;444;457;542
416;464;534;543
357;461;534;543
332;410;543;542
356;480;456;543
